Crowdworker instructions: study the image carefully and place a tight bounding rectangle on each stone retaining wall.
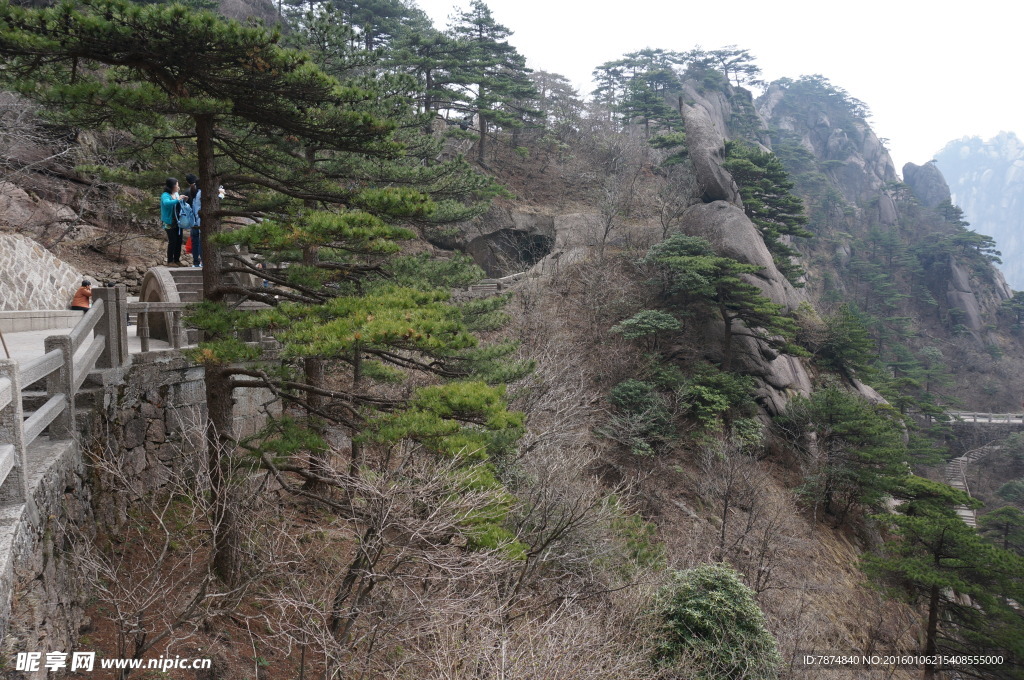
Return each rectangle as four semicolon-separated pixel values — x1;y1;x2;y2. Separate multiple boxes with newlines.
0;232;84;312
1;350;275;675
0;439;91;680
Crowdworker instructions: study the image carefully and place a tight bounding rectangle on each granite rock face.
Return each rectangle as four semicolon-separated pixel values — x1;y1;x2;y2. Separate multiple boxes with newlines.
679;201;812;414
680;201;805;311
757;83;899;227
680;103;743;205
903;161;952;209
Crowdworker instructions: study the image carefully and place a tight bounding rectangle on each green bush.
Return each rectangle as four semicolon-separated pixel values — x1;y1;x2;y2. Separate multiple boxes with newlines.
608;379;674;455
681;363;755;429
653;563;781;679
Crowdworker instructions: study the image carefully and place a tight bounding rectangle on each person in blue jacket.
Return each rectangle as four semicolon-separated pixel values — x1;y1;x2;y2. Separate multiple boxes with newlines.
160;177;183;266
184;173;203;267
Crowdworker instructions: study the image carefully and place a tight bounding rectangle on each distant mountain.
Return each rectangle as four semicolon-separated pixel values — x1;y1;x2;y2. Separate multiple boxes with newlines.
934;132;1024;290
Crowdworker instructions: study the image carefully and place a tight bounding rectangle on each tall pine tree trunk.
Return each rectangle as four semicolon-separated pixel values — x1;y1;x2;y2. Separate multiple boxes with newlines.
477;113;487;165
923;584;941;680
196;114;241;585
302;146;331;492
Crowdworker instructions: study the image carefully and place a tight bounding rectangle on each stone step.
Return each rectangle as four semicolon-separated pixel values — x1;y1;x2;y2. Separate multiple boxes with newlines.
170;268;204;281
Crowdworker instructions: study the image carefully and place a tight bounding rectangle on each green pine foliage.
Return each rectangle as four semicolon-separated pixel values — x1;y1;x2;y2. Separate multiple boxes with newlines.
979;506;1024;557
681;362;755;430
777;386;910;526
723;141;811;284
446;0;539;163
643;234;804;371
653;563;781;680
0;0;533;575
864;477;1024;678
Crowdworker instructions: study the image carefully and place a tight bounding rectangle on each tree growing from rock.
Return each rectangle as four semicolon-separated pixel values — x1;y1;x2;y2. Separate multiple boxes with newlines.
723;141;811;284
643;234;803;371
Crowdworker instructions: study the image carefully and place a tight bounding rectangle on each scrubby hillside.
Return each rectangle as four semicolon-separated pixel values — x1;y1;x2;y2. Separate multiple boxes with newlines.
1;3;1022;679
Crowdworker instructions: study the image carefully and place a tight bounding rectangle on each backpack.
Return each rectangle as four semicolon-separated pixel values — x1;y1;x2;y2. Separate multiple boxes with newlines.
176;200;197;230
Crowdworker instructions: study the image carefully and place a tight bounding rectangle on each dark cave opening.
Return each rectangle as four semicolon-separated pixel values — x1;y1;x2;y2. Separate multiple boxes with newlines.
466;229;554;277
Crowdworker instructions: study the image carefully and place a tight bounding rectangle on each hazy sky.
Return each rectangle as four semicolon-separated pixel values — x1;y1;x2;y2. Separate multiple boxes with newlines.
412;0;1022;175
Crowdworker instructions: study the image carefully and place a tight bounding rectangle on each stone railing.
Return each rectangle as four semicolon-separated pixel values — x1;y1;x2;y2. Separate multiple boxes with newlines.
0;288;130;508
129;301;192;352
949;411;1024;424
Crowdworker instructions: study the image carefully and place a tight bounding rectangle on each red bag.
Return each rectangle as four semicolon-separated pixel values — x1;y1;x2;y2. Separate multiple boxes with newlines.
184;235;192;253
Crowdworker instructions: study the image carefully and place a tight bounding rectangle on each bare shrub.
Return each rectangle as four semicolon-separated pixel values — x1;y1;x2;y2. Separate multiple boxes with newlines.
69;427;277;679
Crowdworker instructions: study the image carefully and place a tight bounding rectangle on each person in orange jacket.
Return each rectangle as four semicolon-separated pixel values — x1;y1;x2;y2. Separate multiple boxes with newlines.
70;280;92;312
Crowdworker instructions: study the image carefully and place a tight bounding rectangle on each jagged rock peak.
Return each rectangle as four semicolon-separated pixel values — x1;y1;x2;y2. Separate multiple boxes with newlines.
902;161;951;209
756;78;899;226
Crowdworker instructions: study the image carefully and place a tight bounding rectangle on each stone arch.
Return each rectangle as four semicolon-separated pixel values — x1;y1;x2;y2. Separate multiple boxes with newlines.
137;267;202;343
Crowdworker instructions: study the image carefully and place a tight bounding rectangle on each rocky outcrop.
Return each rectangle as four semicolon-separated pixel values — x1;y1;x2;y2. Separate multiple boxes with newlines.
680;201;805;310
428;206;556;277
945;256;984;331
680;201;811;413
681;103;743;205
757;83;899;226
0;232;84;311
0;181;78;237
902;161;951;209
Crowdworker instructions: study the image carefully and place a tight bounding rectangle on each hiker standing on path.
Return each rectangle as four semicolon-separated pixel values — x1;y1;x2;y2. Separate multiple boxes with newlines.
184;173;203;267
160;177;183;266
70;280;92;311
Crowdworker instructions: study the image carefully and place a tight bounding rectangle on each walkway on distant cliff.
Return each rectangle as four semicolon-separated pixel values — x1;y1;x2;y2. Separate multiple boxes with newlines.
947;411;1024;425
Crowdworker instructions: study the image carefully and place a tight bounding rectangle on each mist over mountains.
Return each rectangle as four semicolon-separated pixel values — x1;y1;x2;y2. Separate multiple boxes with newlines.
934;132;1024;291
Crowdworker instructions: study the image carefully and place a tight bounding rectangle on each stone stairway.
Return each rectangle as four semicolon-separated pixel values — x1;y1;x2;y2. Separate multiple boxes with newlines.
169;266;205;302
943;444;998;528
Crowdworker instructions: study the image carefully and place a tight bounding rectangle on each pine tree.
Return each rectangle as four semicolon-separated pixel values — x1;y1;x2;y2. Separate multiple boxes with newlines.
723;141;811;284
0;0;524;582
643;234;803;371
864;477;1024;680
979;506;1024;557
448;0;537;164
777;386;909;526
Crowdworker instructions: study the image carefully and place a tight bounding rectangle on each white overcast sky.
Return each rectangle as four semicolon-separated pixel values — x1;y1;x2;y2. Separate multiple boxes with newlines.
411;0;1022;175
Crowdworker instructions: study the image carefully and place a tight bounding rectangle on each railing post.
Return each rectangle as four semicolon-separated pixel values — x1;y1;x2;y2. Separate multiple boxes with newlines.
171;311;182;349
44;334;75;438
94;286;128;369
138;308;150;353
0;360;27;505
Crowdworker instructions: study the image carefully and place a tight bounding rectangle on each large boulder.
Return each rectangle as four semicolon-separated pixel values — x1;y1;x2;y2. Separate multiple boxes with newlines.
679;201;805;310
427;205;559;277
903;161;952;209
681;104;742;206
0;181;78;237
679;201;812;414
